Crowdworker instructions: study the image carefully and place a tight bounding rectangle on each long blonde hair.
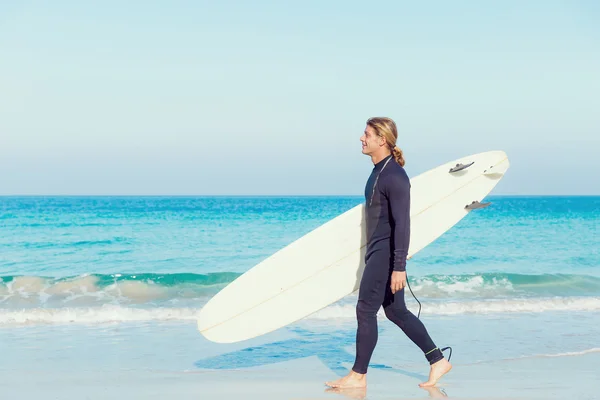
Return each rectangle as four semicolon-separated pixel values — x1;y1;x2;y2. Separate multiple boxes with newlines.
366;117;405;167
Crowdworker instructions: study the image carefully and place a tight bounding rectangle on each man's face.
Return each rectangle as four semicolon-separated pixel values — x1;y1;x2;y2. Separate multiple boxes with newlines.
360;125;383;156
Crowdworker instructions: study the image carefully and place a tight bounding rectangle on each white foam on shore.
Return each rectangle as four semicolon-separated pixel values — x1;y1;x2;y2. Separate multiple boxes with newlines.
308;296;600;319
0;305;199;325
533;347;600;358
2;297;600;326
467;347;600;366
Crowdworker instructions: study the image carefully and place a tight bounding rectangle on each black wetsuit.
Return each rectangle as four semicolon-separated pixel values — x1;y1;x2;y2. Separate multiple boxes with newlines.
352;154;444;374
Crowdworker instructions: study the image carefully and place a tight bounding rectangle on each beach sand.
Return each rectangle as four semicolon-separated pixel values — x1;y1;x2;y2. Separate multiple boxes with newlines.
3;312;600;400
3;336;598;400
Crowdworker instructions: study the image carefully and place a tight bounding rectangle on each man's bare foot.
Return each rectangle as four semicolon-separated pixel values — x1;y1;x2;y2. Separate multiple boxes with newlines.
419;358;452;387
325;370;367;389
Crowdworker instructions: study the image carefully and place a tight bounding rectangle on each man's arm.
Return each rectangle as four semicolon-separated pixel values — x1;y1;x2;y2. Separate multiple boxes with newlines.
385;171;411;272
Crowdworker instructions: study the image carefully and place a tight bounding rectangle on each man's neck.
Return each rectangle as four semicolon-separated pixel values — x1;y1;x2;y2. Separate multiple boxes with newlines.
371;150;392;165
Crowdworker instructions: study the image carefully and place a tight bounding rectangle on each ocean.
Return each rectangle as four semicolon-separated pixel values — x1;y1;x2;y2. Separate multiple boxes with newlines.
1;195;599;398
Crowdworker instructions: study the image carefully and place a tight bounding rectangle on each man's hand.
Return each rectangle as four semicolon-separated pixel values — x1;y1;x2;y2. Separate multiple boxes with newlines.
390;271;407;294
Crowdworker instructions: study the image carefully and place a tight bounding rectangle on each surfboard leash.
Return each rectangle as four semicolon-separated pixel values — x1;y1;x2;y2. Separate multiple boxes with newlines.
406;273;453;362
405;276;422;319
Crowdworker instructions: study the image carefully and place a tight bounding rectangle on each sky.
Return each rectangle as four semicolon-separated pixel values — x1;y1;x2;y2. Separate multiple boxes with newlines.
1;0;599;195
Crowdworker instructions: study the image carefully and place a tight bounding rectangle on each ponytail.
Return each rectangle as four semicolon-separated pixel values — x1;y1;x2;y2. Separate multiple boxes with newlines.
392;145;405;167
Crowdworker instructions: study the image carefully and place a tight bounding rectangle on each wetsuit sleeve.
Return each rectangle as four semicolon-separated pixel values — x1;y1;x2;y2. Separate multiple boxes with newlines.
384;172;411;272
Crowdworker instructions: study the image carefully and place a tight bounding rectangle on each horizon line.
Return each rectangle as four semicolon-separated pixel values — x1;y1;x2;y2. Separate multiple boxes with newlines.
1;194;599;197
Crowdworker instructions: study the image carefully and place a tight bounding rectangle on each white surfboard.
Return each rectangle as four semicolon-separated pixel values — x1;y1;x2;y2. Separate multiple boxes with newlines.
197;150;510;343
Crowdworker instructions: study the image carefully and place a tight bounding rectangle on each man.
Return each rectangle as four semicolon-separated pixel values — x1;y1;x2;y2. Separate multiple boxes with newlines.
325;117;452;389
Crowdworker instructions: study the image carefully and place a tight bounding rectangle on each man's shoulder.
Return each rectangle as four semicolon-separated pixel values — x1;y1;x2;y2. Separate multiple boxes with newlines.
382;162;410;189
381;162;411;195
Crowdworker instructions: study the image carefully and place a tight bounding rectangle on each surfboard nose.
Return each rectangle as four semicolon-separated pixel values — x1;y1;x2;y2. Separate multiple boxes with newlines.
483;155;510;177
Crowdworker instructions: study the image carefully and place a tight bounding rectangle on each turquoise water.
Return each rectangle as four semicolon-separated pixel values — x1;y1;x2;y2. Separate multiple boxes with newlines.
1;195;599;382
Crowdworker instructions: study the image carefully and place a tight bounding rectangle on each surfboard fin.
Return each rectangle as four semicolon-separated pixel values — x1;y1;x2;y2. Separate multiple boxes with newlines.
449;161;474;173
465;200;491;210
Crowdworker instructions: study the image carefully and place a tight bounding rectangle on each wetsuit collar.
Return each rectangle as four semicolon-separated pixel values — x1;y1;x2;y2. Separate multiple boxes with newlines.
373;154;393;170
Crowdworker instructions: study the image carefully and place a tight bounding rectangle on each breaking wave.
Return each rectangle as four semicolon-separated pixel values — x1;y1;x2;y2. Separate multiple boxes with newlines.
2;272;600;326
2;272;599;308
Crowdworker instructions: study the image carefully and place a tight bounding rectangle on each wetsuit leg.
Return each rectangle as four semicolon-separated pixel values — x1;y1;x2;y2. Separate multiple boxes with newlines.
352;252;444;374
383;285;444;364
352;250;389;374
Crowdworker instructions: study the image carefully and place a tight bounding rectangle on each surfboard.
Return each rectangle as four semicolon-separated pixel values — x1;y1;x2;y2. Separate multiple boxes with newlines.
197;150;510;343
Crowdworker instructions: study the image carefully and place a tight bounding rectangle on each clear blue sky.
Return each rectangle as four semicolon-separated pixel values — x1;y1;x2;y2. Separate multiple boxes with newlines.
1;0;599;195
